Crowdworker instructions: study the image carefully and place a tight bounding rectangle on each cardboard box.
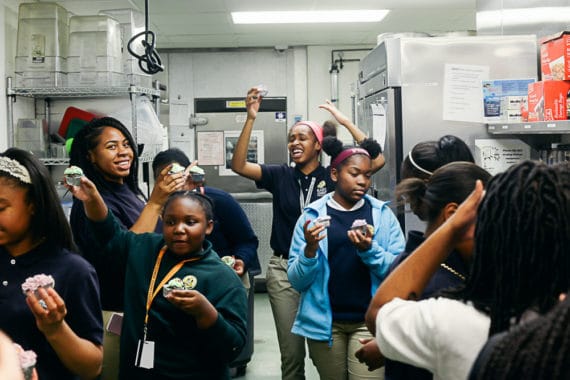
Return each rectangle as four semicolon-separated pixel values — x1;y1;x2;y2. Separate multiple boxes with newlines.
527;81;570;121
540;31;570;80
483;79;535;122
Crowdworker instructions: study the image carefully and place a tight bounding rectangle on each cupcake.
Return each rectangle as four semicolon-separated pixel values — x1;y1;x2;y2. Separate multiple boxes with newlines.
162;277;184;297
21;274;55;297
189;165;205;183
315;215;331;228
64;165;83;186
350;219;374;236
168;162;186;175
14;344;36;380
221;255;236;268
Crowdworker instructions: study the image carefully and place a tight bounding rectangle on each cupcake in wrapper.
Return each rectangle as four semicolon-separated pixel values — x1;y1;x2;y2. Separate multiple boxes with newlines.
350;219;374;236
315;215;331;228
64;166;83;186
21;274;55;298
14;344;37;380
162;277;184;297
189;165;205;183
168;163;186;175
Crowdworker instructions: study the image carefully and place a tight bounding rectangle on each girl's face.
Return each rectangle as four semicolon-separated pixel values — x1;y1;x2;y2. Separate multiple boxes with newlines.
287;125;321;166
0;178;35;256
88;127;134;184
162;197;213;256
331;155;372;208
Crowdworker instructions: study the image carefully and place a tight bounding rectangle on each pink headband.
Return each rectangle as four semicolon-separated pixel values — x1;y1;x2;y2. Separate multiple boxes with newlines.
294;121;323;144
331;147;370;168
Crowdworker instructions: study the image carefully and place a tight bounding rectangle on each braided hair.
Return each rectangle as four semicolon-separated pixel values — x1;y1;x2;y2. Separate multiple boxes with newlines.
459;160;570;335
69;117;144;198
402;135;474;180
474;296;570;380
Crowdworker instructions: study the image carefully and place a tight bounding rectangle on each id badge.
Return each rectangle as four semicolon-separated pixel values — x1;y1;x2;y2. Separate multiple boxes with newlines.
135;340;155;369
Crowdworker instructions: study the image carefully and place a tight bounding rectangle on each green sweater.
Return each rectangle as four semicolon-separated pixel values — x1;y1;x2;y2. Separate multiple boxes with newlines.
89;211;248;379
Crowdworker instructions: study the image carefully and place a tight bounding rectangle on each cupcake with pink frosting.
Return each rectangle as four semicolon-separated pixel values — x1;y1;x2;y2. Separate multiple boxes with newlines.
21;274;55;297
14;343;37;380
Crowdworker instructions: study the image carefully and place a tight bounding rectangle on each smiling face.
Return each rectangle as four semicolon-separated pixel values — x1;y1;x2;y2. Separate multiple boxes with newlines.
162;196;214;256
0;177;35;256
287;124;321;166
88;127;134;184
331;154;372;208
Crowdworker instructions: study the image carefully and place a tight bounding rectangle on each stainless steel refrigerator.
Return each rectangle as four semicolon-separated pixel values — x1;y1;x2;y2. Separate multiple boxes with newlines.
357;35;538;231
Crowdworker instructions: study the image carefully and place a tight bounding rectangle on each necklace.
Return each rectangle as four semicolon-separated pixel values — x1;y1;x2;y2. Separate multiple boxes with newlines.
440;263;466;281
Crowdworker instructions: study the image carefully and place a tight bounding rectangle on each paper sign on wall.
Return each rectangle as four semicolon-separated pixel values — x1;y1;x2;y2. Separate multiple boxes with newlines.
474;139;530;175
443;64;489;123
196;132;224;166
370;103;387;151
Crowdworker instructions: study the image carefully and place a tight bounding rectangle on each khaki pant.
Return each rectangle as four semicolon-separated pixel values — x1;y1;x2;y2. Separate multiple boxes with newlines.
308;322;384;380
266;255;306;380
101;310;121;380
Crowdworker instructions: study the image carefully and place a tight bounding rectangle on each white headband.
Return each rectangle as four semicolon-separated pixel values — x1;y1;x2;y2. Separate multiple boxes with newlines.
408;151;433;176
0;157;32;184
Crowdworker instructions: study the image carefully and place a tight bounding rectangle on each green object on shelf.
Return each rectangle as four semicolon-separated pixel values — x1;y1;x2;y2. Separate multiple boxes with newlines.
65;138;74;154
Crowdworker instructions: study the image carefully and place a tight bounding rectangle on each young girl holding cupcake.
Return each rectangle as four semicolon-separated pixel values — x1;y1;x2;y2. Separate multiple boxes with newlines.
287;136;405;379
68;176;248;379
0;148;103;380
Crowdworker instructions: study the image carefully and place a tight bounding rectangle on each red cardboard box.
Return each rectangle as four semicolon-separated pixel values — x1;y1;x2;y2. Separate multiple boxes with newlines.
540;31;570;80
527;81;570;121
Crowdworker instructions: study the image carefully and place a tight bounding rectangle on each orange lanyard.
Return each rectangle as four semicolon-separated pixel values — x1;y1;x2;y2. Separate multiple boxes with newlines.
143;246;200;339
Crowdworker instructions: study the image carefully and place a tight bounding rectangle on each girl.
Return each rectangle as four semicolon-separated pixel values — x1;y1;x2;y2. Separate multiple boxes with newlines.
287;136;405;379
365;161;570;380
0;148;103;380
231;88;384;380
68;177;248;380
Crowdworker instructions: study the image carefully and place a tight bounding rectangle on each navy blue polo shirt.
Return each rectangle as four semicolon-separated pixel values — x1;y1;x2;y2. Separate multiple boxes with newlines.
256;164;334;257
326;202;373;322
0;243;103;380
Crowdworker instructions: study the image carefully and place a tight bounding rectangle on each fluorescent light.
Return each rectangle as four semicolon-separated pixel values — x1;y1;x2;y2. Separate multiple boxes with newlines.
231;10;390;24
477;7;570;29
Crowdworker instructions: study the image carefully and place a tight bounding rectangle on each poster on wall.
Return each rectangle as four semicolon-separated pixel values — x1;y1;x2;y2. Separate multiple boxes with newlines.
474;139;530;175
219;130;265;176
196;131;224;166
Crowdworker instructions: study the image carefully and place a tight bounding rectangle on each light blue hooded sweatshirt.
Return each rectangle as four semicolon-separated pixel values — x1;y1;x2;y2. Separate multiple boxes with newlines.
287;193;405;343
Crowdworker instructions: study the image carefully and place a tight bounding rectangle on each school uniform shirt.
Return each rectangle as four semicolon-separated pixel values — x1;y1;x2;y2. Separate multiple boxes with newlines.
376;297;490;380
256;164;333;258
198;186;261;275
71;180;160;311
385;230;468;380
88;211;248;380
288;193;405;343
0;243;103;380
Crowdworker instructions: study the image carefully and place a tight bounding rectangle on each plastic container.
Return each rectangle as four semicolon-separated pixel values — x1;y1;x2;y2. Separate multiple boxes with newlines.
67;15;124;86
15;2;69;87
15;119;48;157
99;8;152;87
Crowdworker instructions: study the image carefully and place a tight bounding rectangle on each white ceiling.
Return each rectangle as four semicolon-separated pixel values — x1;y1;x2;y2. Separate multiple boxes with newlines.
10;0;477;49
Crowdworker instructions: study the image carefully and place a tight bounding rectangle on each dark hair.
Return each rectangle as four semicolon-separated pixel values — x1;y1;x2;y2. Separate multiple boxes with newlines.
401;135;474;180
322;136;381;169
162;191;214;221
0;148;75;251
322;120;338;138
460;161;570;335
152;148;191;180
473;297;570;380
396;162;491;222
69;116;144;198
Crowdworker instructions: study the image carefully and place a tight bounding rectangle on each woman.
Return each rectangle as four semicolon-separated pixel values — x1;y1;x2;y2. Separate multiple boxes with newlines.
231;88;384;379
69;116;185;378
0;148;103;379
288;136;405;379
365;161;570;380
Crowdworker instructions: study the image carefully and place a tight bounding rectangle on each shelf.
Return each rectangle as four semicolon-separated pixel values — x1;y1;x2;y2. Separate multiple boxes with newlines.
7;86;160;98
40;158;70;166
487;120;570;135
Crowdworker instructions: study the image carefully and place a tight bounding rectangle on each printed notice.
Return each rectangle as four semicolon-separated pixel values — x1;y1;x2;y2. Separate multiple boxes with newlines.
196;132;224;166
370;103;387;151
474;139;530;175
443;64;489;123
219;130;265;176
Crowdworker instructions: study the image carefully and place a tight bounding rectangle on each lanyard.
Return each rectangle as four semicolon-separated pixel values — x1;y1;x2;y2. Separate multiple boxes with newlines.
143;246;200;339
298;177;316;213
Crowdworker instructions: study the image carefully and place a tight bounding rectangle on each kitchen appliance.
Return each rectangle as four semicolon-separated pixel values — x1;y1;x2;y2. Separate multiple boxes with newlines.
357;35;538;231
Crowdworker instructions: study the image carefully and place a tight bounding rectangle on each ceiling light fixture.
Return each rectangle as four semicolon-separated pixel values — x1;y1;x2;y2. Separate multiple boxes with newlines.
231;10;390;24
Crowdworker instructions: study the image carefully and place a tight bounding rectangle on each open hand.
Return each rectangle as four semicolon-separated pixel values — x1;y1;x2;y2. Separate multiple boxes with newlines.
246;88;262;120
166;289;218;328
318;100;350;125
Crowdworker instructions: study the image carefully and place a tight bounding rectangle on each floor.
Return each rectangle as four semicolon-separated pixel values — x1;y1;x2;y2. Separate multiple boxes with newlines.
240;292;320;380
